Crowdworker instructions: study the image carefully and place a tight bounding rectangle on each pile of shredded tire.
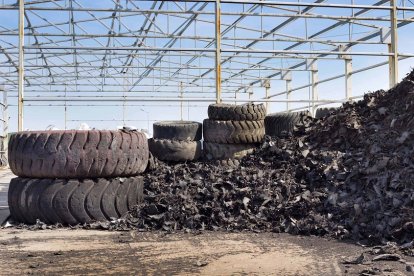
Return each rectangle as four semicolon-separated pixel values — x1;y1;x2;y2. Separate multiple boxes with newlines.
105;70;414;249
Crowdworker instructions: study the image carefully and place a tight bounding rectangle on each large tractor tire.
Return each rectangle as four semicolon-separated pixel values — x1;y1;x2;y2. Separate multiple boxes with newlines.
153;121;202;141
208;103;266;121
8;176;144;225
203;119;265;144
8;130;149;179
148;139;202;162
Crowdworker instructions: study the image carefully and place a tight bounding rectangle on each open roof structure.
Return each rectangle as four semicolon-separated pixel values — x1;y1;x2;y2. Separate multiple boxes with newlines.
0;0;413;131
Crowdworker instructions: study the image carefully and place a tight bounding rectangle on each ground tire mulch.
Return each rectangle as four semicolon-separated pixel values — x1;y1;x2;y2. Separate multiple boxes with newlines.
8;130;149;179
203;142;257;160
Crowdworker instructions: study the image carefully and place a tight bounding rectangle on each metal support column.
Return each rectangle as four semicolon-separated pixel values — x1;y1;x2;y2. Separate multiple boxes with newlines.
2;87;8;163
310;61;318;116
286;79;292;111
18;0;24;131
281;71;292;112
263;79;270;112
215;0;222;104
389;0;399;88
180;81;183;120
339;45;353;101
345;58;352;100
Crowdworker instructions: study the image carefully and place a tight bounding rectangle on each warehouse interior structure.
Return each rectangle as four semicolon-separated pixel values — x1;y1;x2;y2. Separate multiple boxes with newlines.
0;0;413;134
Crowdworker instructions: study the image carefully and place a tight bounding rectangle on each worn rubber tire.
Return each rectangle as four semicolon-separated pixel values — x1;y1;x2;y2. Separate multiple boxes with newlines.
8;176;144;225
264;111;311;137
148;139;202;162
8;130;149;179
153;121;202;141
203;142;257;160
315;107;337;119
208;103;266;121
203;119;265;144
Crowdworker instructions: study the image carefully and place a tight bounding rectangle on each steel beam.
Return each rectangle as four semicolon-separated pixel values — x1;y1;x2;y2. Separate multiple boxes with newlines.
18;0;24;131
215;0;222;104
345;58;352;100
389;0;399;87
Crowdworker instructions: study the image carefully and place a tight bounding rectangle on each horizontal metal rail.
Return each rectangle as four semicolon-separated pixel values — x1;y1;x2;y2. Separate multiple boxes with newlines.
24;97;344;103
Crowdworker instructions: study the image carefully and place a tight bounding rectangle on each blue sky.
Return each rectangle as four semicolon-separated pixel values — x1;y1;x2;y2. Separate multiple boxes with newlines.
0;0;413;134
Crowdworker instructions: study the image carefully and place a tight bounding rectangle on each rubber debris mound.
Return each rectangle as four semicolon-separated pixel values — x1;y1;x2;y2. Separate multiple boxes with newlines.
126;70;414;246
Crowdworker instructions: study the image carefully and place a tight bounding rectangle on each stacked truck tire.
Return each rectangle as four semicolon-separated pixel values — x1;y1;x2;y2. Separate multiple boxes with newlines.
8;130;149;225
149;121;202;162
203;103;266;166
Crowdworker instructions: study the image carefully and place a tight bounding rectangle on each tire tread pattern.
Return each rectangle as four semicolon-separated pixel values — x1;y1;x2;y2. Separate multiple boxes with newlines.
203;119;265;144
208;103;266;121
8;130;149;178
8;177;144;225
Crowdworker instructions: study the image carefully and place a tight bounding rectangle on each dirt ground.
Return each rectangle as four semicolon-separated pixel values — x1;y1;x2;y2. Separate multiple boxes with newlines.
0;229;412;275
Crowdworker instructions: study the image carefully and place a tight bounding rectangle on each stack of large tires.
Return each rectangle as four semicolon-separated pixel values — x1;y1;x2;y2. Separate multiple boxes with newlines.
203;103;266;166
149;121;202;162
7;130;149;225
265;111;311;137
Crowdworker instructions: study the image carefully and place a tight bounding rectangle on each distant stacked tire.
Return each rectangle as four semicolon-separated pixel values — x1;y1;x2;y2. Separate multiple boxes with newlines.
8;130;149;225
203;103;266;166
265;111;311;137
149;121;202;162
315;107;337;119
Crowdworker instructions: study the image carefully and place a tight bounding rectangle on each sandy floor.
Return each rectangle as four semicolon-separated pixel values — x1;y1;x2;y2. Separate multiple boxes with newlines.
0;228;412;275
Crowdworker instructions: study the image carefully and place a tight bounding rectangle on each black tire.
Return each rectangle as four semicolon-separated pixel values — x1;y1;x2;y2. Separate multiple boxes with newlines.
148;139;202;162
315;107;337;119
8;130;149;179
203;142;257;160
8;176;144;225
153;121;202;141
203;119;265;144
208;103;266;121
264;111;311;137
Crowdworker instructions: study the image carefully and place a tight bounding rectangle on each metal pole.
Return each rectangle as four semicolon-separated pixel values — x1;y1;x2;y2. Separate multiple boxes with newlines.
265;86;269;112
180;81;183;120
389;0;399;87
18;0;24;131
286;79;292;111
263;79;270;112
1;87;7;164
311;61;319;117
215;0;222;104
345;58;352;100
